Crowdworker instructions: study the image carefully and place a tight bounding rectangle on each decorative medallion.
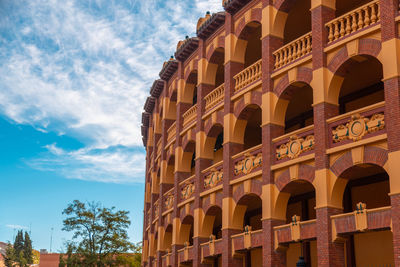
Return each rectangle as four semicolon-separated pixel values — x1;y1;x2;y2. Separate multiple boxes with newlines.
204;168;223;189
234;152;262;176
332;113;384;143
276;135;314;160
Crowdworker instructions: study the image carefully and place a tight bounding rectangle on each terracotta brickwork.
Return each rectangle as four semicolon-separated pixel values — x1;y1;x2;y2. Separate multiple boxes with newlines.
141;0;400;266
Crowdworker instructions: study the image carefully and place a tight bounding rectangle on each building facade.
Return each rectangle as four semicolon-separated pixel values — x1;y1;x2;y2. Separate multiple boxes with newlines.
141;0;400;266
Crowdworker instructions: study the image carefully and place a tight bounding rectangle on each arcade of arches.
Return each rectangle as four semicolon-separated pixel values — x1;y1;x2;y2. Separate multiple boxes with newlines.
141;0;400;266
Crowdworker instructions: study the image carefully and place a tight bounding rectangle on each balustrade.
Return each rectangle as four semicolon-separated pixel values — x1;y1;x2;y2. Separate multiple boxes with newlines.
182;104;197;128
166;122;176;144
326;0;380;44
233;59;262;93
204;83;224;113
273;32;312;70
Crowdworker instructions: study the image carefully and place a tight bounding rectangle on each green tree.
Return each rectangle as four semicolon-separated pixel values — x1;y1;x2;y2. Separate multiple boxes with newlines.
23;232;33;264
4;243;16;267
13;230;24;256
61;200;134;267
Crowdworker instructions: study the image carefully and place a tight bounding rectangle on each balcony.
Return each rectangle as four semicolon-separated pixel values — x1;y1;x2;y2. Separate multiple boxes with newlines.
156;138;162;159
161;252;172;267
233;59;262;94
201;237;223;261
182;104;197;129
233;144;262;179
273;32;312;70
202;161;223;192
331;203;391;241
204;83;224;115
273;216;316;250
327;102;385;148
166;121;176;145
163;188;174;212
326;0;380;44
273;125;314;164
178;245;194;263
231;227;263;253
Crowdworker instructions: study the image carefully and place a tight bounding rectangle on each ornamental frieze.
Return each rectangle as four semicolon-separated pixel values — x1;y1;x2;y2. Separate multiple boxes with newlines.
154;200;159;219
234;152;262;176
276;135;314;160
332;113;384;143
164;192;174;210
181;182;195;200
204;168;223;189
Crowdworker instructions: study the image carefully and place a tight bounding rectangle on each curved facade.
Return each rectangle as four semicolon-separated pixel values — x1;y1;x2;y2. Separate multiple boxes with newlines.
141;0;400;266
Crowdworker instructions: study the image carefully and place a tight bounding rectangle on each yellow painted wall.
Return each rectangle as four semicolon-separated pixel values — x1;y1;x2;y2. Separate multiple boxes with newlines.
354;231;394;266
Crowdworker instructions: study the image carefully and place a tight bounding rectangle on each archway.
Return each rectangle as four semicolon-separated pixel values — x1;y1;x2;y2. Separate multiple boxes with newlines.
339;164;393;266
181;141;196;176
163;224;173;252
183;71;198;107
233;104;262;152
206;48;225;88
180;215;194;246
204;124;224;165
283;0;311;44
235;21;262;68
202;206;223;239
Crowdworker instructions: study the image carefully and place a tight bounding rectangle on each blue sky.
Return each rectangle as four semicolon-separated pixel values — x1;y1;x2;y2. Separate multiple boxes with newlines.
0;0;221;251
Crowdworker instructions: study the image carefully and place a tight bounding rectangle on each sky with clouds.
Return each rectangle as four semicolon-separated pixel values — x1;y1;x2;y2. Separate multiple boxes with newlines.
0;0;221;251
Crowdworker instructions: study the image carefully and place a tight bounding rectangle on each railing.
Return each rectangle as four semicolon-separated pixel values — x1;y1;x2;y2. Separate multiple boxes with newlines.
273;125;314;163
204;83;224;113
273;32;312;70
182;104;197;128
179;175;195;201
231;227;263;252
326;0;380;44
273;216;317;250
233;59;262;93
156;138;162;157
164;188;174;210
200;237;223;259
327;102;385;148
232;144;262;178
202;161;223;190
331;204;391;241
177;245;193;263
167;121;176;144
154;199;160;221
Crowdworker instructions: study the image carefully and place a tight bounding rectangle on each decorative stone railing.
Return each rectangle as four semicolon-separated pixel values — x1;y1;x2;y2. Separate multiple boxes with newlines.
180;175;195;200
178;244;194;263
156;138;162;157
167;121;176;144
147;209;151;226
161;252;172;267
273;216;317;250
233;59;262;93
164;188;174;210
182;104;197;128
273;32;312;70
326;0;380;44
273;125;314;162
328;102;385;147
204;83;224;113
233;144;262;177
231;226;263;253
331;203;391;242
201;235;223;261
203;161;223;190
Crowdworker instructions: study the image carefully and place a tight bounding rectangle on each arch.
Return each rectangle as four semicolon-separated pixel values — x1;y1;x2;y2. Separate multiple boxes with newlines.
165;155;175;184
180;140;196;174
204;47;225;87
203;123;224;163
326;40;382;107
273;179;316;222
275;165;315;192
182;71;198;105
233;21;262;67
232;179;263;203
231;193;263;230
232;103;262;149
179;215;194;245
162;224;173;252
201;205;223;239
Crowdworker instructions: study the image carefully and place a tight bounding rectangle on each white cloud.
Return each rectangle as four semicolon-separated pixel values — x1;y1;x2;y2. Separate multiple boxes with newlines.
0;0;221;183
6;224;29;230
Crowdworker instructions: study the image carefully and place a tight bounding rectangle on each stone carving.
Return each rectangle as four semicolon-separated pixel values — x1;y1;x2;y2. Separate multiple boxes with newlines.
276;135;314;160
181;182;195;200
164;192;174;210
234;152;262;176
332;113;384;143
204;168;223;189
154;200;159;219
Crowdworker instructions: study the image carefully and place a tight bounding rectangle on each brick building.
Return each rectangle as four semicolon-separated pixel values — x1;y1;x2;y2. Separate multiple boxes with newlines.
140;0;400;266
